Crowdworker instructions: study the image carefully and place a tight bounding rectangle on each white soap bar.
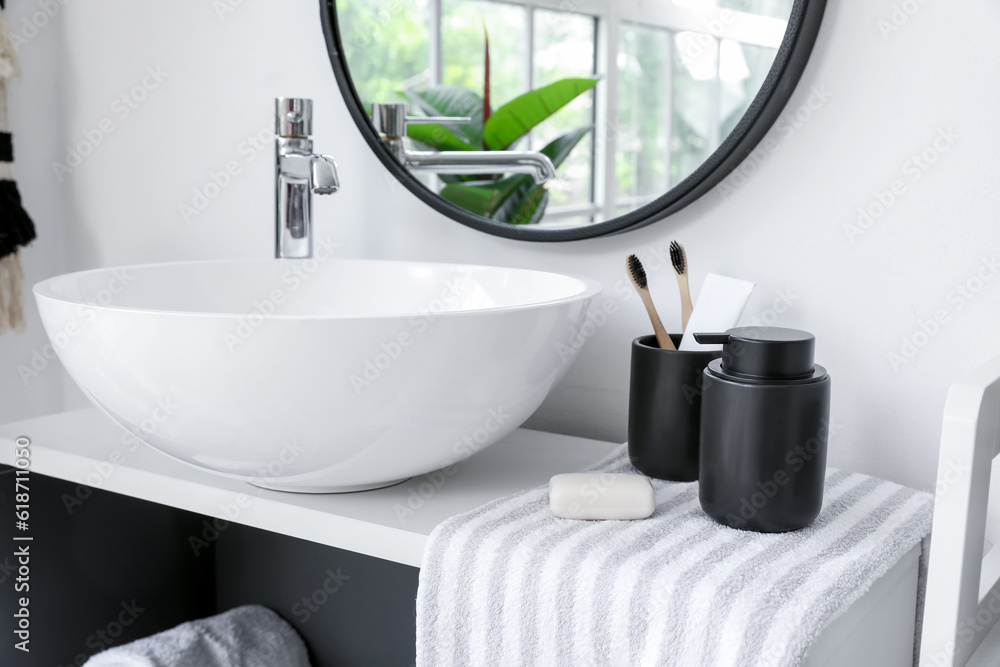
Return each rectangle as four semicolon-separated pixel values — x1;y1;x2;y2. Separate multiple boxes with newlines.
549;473;655;520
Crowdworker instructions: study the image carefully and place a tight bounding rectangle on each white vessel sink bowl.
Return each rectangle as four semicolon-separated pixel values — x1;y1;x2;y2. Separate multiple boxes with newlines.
34;259;601;492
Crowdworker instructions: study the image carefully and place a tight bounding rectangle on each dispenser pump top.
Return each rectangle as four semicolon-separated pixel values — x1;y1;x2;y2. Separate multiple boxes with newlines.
693;327;817;380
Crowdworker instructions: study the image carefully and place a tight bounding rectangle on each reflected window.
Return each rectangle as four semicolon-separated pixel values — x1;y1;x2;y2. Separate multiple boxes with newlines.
336;0;431;106
336;0;788;228
441;0;528;109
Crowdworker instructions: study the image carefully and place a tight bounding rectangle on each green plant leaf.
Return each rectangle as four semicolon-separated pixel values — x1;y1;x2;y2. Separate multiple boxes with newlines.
437;173;495;184
500;185;549;225
438;126;592;219
483;77;599;150
406;123;475;152
439;174;532;217
487;127;589;223
489;177;538;223
405;85;485;147
539;126;592;169
437;173;494;184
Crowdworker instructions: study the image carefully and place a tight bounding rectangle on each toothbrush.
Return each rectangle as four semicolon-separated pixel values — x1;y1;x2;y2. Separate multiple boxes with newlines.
626;254;676;351
669;241;693;331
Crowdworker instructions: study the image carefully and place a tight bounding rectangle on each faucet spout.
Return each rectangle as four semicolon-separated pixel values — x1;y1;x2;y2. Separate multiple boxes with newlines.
404;150;557;185
370;102;558;187
275;98;339;259
311;155;340;195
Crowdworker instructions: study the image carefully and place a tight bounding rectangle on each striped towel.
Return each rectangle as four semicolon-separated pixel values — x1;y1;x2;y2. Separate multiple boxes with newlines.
416;444;933;667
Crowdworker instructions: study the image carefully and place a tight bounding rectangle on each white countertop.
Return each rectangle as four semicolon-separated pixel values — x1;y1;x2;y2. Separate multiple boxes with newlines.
0;408;618;567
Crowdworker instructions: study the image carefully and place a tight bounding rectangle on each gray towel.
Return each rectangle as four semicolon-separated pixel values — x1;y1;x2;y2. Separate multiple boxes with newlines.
416;444;933;666
83;605;311;667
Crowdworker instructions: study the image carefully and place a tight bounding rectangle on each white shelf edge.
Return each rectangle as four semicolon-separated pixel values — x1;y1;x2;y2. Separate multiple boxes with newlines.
0;408;619;568
0;435;430;566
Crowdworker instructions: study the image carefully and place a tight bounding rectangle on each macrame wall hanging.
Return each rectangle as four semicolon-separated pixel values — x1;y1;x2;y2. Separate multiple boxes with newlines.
0;0;36;335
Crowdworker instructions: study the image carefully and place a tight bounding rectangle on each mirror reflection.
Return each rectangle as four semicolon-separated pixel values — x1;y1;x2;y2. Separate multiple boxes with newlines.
337;0;793;229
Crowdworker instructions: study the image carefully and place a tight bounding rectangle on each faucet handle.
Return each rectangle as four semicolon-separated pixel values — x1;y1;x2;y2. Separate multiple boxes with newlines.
371;102;471;137
276;97;313;137
311;155;340;195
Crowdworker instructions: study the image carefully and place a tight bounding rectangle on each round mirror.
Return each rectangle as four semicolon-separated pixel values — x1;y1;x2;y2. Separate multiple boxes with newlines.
321;0;825;241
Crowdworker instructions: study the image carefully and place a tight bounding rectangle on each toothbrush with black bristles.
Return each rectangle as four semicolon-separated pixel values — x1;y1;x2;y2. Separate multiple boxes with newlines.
669;241;693;331
626;254;676;351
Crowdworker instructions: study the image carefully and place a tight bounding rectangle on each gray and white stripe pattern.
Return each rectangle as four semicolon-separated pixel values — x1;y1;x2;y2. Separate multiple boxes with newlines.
416;444;932;666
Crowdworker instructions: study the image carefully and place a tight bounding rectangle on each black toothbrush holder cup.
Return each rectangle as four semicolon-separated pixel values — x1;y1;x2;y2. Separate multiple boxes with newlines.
628;334;722;481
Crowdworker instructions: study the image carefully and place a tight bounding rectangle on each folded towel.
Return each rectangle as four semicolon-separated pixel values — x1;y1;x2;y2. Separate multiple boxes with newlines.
416;444;933;667
83;605;311;667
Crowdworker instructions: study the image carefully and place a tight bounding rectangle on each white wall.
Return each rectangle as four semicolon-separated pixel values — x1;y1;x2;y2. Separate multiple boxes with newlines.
0;1;70;423
5;0;1000;491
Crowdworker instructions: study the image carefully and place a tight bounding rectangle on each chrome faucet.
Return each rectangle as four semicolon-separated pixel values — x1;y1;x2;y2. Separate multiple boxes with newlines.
370;102;556;185
275;97;340;259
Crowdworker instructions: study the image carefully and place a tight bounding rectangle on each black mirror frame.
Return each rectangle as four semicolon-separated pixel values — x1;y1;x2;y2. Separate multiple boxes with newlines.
320;0;826;242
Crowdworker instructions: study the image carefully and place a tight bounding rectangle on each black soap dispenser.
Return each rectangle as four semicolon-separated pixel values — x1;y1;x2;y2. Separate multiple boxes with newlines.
694;327;831;533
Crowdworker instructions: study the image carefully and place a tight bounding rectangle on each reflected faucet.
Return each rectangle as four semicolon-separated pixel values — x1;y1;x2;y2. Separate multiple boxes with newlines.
370;102;557;185
275;98;340;259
